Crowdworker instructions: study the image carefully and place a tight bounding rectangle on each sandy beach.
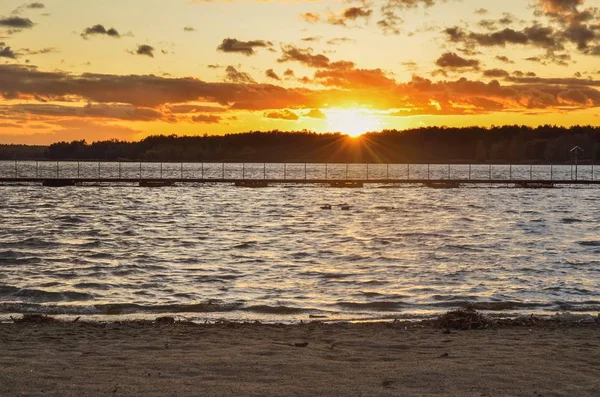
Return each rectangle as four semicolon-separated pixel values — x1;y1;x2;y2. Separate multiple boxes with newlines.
0;319;598;396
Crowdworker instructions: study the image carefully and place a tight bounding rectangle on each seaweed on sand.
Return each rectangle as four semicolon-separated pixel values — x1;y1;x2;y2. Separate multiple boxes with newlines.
435;308;491;330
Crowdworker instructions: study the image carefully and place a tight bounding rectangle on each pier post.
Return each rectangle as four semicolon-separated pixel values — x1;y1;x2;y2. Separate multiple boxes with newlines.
407;164;410;180
326;163;328;180
304;163;307;180
160;162;163;179
448;164;450;180
98;162;101;178
489;164;491;180
222;163;225;179
346;163;349;179
35;161;38;178
139;162;142;179
243;163;245;179
530;165;532;180
428;164;430;180
284;163;286;180
14;160;17;178
201;163;204;179
77;162;80;178
386;163;389;180
509;164;512;180
468;164;471;180
264;163;266;180
119;162;122;179
366;164;369;180
593;164;595;180
56;161;59;178
180;162;183;179
551;164;553;180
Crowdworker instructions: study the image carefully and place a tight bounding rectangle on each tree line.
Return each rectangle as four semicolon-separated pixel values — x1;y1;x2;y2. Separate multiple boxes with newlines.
2;125;600;163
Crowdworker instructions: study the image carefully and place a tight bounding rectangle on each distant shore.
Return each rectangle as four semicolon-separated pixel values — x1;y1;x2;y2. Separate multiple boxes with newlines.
1;316;598;396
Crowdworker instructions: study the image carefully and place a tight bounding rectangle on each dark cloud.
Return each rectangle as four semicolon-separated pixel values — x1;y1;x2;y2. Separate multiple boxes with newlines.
301;36;321;42
474;8;488;15
265;69;280;80
224;66;256;84
135;45;155;58
217;38;272;56
0;44;16;59
435;52;480;69
483;69;510;78
27;3;45;9
495;55;514;64
81;24;120;39
191;114;221;123
278;45;331;68
0;17;34;29
283;69;295;78
263;109;299;121
183;26;196;32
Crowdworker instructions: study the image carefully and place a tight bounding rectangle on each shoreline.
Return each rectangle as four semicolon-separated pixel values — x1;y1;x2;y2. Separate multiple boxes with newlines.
1;316;599;396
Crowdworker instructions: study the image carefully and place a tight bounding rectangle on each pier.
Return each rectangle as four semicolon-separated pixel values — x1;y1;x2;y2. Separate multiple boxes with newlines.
0;161;598;187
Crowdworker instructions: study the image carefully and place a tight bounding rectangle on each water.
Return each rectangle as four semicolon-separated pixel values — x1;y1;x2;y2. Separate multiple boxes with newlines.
1;163;599;322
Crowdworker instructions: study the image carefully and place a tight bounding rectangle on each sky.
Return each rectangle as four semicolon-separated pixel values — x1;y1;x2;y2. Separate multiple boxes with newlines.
0;0;599;144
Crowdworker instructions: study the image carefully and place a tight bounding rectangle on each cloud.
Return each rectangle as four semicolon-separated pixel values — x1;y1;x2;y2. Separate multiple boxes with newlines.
224;65;256;84
435;52;480;69
191;114;221;123
278;45;331;68
1;64;600;120
81;24;120;39
0;16;34;29
264;109;299;120
304;108;326;119
0;42;16;59
326;37;356;45
183;26;196;32
0;103;167;122
135;45;154;57
495;55;514;64
327;6;372;26
265;69;281;80
11;2;45;15
483;69;510;78
216;38;272;56
300;13;320;23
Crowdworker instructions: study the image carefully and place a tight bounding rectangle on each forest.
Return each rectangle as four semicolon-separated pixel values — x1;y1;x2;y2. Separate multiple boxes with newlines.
1;125;600;164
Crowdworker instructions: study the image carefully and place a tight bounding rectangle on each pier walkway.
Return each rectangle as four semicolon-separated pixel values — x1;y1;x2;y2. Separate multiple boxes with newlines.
0;161;598;187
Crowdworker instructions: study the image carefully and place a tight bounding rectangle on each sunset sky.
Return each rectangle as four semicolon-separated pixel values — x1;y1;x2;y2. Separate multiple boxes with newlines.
1;0;599;144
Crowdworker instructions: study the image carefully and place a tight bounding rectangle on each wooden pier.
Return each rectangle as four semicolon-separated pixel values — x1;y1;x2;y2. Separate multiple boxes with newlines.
0;161;598;188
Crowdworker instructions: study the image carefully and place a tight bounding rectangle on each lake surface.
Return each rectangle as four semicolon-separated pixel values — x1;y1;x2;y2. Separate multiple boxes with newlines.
1;163;599;322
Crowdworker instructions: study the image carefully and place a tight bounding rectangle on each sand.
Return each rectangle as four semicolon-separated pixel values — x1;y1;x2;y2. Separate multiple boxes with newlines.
0;320;599;397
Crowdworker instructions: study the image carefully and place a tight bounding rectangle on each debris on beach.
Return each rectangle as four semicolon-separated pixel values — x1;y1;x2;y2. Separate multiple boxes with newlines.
155;316;176;325
434;308;491;330
11;314;57;324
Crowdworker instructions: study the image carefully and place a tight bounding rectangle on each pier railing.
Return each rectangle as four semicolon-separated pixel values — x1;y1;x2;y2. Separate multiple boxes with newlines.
0;161;598;184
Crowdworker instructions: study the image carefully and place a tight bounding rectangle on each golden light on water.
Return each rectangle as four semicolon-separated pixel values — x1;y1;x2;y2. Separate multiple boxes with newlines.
325;108;382;138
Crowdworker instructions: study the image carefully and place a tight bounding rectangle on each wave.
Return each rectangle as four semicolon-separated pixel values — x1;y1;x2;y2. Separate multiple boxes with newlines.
577;241;600;247
0;286;94;302
337;301;404;311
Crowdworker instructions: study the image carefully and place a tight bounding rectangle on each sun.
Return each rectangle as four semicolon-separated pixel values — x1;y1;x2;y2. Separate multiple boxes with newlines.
325;108;381;137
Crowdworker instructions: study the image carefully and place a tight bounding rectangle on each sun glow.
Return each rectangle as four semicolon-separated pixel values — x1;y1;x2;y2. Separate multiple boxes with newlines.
325;108;382;137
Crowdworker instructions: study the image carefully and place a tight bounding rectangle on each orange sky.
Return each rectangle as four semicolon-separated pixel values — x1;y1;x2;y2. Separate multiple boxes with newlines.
1;0;600;144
